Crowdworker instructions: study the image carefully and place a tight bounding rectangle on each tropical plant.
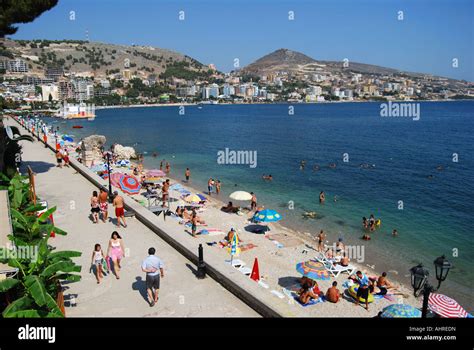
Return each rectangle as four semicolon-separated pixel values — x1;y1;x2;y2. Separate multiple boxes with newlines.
0;174;82;318
0;118;34;177
0;238;81;317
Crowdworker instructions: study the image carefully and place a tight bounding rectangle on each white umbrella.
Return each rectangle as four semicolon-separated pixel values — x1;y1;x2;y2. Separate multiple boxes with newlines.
229;191;253;201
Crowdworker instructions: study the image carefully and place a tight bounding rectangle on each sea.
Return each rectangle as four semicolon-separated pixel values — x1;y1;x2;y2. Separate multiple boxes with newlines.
45;101;474;311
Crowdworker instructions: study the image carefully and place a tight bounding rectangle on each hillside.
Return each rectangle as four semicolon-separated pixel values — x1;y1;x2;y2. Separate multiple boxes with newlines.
242;48;458;82
0;38;212;79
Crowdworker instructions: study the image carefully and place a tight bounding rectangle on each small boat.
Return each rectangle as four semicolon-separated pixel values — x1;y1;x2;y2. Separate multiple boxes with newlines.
72;125;83;129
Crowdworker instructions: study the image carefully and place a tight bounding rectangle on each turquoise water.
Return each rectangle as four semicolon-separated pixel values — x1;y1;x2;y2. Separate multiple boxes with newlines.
47;101;474;310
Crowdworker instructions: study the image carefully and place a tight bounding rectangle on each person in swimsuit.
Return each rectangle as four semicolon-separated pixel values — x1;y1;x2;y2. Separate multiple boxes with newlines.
317;230;325;252
90;191;100;223
340;252;350;266
319;191;325;204
161;179;170;207
91;243;105;284
207;178;214;195
326;281;341;303
165;162;170;174
113;191;127;228
369;214;376;232
185;168;190;182
99;188;109;222
250;192;257;211
107;231;125;279
362;217;368;229
191;212;198;237
215;180;221;195
56;150;63;168
355;271;370;311
62;148;70;167
376;272;398;295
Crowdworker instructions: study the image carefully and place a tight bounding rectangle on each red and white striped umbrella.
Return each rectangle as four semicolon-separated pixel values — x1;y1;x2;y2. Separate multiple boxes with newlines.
428;293;468;318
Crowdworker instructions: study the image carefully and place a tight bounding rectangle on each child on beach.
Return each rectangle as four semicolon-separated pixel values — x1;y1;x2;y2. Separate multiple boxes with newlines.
91;244;105;284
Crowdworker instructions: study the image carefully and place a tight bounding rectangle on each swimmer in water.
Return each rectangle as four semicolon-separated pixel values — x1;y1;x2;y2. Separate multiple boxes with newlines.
312;164;320;172
319;191;325;204
329;162;336;169
392;229;398;237
300;160;306;170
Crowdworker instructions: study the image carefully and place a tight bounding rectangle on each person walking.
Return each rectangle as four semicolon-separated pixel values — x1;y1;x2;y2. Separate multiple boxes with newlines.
91;244;105;284
113;191;127;228
107;231;125;279
99;188;109;222
90;191;100;224
55;150;63;168
141;247;164;307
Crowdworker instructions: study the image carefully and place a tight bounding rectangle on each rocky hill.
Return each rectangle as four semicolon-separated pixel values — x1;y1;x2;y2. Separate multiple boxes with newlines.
0;38;211;79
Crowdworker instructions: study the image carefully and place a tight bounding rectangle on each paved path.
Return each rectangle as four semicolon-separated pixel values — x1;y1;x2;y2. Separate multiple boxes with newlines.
13;120;258;317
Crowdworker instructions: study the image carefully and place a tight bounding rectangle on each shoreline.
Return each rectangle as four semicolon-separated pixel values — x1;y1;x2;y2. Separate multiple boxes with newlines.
93;99;474;111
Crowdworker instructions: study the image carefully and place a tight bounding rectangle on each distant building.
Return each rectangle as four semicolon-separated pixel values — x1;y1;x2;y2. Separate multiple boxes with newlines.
7;59;28;73
23;76;54;86
59;81;75;100
45;66;64;81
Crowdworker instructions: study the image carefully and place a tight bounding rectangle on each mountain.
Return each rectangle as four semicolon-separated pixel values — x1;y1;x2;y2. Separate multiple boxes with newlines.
241;48;458;82
0;38;209;78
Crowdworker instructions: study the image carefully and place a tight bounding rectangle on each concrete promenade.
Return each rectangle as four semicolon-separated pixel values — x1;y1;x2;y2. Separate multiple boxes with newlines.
9;118;258;317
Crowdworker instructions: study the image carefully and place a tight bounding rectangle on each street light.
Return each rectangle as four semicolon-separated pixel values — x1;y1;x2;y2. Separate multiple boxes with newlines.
105;151;113;203
410;255;452;318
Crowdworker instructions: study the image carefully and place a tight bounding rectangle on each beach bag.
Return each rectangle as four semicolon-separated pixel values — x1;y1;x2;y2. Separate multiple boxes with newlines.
102;258;109;273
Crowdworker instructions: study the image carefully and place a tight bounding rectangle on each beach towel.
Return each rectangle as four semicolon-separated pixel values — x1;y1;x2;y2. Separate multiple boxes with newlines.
240;243;257;252
199;228;225;236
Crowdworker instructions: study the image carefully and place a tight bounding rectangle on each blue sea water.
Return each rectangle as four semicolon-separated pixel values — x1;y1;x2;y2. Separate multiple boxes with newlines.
49;101;474;310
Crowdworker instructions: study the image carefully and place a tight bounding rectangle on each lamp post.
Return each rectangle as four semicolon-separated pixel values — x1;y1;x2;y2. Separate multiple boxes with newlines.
196;244;206;279
106;151;113;203
410;255;452;318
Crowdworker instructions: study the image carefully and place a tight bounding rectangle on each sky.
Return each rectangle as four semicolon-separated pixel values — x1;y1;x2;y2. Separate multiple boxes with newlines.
9;0;474;81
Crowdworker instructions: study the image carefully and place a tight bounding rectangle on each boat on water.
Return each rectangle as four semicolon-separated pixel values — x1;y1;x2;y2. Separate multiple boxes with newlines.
55;102;96;120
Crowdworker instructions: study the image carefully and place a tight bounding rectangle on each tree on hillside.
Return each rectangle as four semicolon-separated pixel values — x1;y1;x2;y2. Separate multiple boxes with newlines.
0;0;58;37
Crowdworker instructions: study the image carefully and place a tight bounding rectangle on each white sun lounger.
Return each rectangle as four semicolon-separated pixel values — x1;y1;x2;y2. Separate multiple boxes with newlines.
322;261;356;278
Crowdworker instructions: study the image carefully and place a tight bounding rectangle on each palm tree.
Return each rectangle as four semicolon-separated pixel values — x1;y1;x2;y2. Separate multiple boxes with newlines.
0;117;34;177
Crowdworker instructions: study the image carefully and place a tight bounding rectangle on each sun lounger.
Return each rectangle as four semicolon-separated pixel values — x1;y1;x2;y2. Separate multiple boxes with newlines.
238;266;252;276
322;260;356;277
225;259;245;268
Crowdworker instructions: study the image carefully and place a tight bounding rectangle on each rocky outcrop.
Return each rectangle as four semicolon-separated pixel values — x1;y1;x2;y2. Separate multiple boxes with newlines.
113;144;137;160
81;135;106;166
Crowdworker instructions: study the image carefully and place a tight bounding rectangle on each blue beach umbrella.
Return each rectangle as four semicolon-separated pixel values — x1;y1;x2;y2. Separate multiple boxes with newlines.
253;209;282;223
62;135;74;142
380;304;422;318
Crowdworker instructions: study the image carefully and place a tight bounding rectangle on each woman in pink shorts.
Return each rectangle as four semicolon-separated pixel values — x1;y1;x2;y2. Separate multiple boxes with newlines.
107;231;125;279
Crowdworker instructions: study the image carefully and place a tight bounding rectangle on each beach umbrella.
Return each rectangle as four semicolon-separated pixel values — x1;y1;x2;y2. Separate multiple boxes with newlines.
253;209;282;223
428;293;468;318
228;231;240;261
184;194;202;203
62;135;74;142
296;260;331;281
229;191;253;201
146;169;166;177
117;174;141;195
380;304;422;318
110;172;126;187
196;193;207;201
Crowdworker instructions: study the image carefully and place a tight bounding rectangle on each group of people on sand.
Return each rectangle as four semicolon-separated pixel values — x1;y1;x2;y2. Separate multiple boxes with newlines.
90;189;127;228
298;276;341;304
175;205;206;236
297;269;399;309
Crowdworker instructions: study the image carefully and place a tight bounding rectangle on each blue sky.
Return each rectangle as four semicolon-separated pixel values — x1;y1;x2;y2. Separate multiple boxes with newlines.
10;0;474;80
